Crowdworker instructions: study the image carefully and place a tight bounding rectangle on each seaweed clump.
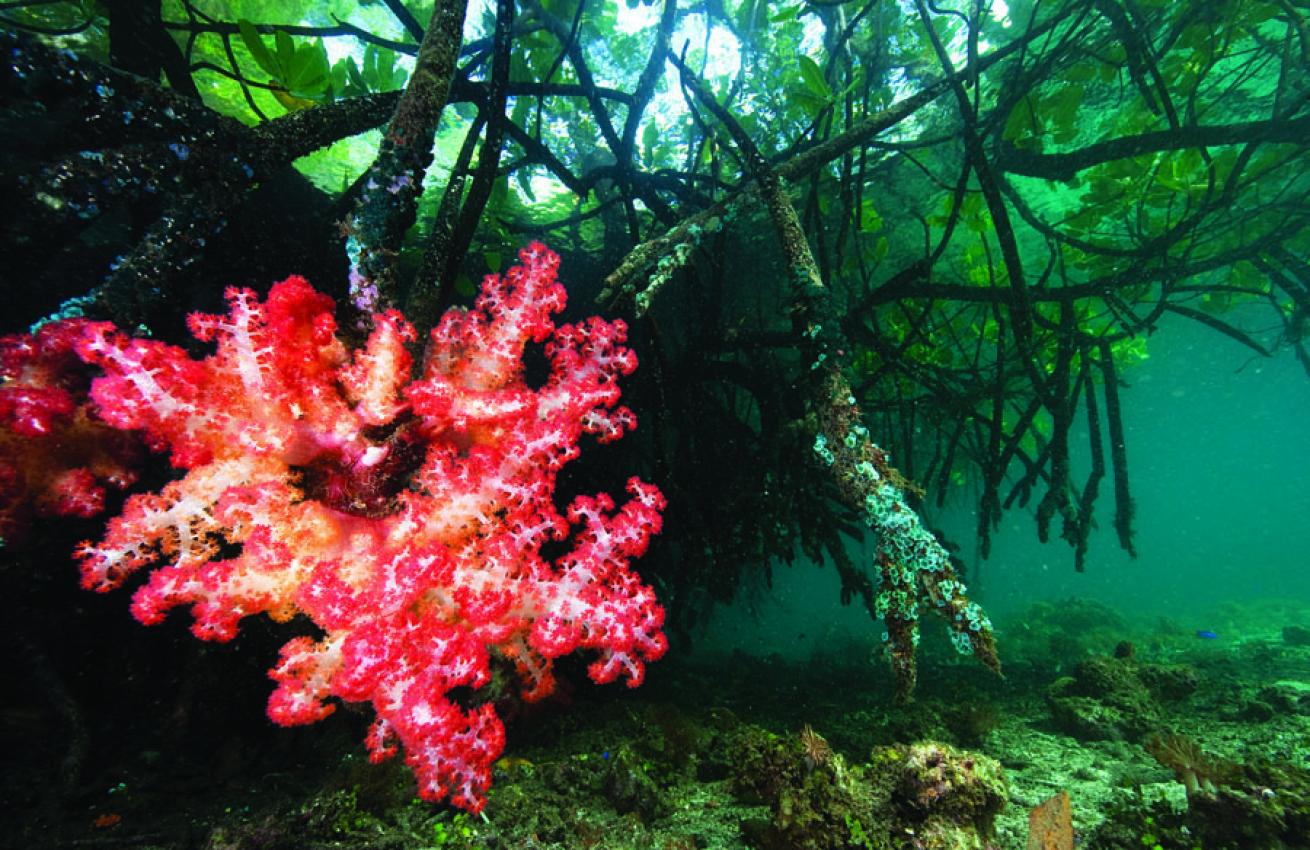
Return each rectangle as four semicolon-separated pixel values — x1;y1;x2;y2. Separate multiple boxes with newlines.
729;726;1006;850
1095;732;1310;850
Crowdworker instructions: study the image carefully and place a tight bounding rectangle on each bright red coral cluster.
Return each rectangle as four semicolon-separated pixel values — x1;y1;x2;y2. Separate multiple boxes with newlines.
0;320;140;543
65;242;665;812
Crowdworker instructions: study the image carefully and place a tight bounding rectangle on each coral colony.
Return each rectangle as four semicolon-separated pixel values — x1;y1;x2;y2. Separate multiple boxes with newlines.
0;244;667;813
0;320;142;543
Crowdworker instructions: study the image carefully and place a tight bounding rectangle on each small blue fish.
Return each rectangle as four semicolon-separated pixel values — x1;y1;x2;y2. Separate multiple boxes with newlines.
1195;629;1219;640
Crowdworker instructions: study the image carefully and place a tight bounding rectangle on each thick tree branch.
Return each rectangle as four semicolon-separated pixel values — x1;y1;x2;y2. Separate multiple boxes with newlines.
668;49;999;701
996;115;1310;181
341;0;468;321
408;0;514;330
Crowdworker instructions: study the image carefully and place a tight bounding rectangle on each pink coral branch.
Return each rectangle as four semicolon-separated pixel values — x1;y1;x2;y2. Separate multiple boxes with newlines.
0;320;140;543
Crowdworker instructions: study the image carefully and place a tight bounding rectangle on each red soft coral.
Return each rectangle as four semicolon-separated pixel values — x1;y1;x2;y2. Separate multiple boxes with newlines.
0;320;140;544
71;243;665;812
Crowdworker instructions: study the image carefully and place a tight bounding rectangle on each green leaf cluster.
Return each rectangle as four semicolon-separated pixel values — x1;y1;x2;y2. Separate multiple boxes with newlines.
238;19;330;107
332;44;409;98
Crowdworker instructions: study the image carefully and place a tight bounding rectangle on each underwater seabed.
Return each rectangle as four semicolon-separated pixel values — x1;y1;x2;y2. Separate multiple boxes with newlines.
3;593;1309;850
